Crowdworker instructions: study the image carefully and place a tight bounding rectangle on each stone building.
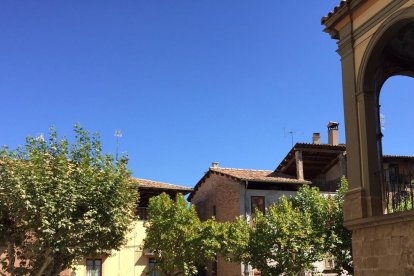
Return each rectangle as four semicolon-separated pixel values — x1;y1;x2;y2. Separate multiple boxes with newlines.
322;0;414;274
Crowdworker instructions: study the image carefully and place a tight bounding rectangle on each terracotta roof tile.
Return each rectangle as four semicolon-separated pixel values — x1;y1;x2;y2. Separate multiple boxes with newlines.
210;167;311;184
321;0;348;25
188;167;310;201
130;178;193;192
383;155;414;160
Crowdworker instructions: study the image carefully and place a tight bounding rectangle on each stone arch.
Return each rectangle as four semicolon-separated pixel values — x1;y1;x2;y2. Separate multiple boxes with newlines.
357;6;414;214
358;6;414;94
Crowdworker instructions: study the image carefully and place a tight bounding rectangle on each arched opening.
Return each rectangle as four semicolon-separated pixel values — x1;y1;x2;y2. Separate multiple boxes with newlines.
381;76;414;156
380;76;414;213
360;17;414;214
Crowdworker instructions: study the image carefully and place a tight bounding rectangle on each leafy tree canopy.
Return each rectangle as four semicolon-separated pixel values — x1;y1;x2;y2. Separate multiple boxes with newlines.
0;125;138;276
224;179;352;275
292;180;353;274
247;196;321;276
144;193;220;276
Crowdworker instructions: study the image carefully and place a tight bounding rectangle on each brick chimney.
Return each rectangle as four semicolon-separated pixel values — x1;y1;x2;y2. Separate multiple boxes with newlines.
327;121;339;145
312;133;321;144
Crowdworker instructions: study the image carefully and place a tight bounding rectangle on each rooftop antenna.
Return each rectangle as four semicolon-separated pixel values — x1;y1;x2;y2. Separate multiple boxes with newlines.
114;129;122;160
284;128;303;147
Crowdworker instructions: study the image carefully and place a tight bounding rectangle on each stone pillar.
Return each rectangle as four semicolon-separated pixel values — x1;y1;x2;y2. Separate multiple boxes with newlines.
295;150;304;181
338;23;367;221
355;91;383;217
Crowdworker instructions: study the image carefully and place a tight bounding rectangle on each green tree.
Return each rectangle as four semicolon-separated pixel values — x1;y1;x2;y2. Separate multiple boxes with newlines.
291;185;330;263
0;125;138;276
325;177;353;274
293;179;353;274
223;181;353;275
247;197;321;276
219;217;250;264
144;193;220;276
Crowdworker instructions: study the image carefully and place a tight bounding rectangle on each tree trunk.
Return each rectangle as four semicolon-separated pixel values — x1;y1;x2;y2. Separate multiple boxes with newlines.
34;249;53;276
6;242;15;276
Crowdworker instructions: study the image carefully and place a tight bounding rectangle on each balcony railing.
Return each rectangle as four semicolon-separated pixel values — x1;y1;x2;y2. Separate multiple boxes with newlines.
383;169;414;213
311;178;341;192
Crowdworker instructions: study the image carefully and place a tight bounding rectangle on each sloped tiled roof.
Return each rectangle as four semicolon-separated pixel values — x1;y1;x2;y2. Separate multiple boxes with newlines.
131;178;193;192
188;167;310;201
210;167;310;184
321;0;349;25
383;155;414;161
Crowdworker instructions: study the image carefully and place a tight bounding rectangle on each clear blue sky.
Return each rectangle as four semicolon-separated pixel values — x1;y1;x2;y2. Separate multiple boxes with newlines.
1;1;412;188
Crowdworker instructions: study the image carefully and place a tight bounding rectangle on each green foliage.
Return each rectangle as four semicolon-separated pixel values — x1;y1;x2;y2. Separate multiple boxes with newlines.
292;179;353;274
219;217;250;264
224;179;353;275
0;125;138;276
291;185;329;263
325;177;353;274
144;193;220;276
247;197;320;276
389;191;413;213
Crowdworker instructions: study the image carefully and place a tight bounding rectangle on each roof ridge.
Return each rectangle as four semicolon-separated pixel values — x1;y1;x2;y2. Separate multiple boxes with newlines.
131;177;192;190
295;142;346;146
383;154;414;158
211;167;272;172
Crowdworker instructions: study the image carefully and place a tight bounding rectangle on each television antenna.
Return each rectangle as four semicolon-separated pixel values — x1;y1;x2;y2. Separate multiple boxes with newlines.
284;128;303;147
114;129;122;160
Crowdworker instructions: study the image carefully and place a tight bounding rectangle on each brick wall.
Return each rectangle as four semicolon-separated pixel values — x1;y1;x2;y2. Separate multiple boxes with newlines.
192;172;241;223
191;172;242;275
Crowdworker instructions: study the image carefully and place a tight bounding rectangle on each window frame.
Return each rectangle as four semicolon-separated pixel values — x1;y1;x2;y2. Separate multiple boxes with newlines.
86;258;102;276
251;196;265;215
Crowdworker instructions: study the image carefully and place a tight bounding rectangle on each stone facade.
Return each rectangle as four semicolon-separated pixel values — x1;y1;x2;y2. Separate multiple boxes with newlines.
348;210;414;275
323;1;414;275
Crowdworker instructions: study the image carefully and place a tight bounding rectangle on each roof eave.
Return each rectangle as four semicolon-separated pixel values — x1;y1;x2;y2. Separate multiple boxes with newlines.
139;186;193;193
322;0;367;40
241;178;312;185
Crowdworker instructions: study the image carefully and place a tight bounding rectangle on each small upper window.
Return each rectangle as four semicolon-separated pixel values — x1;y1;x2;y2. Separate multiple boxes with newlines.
251;196;265;215
86;259;102;276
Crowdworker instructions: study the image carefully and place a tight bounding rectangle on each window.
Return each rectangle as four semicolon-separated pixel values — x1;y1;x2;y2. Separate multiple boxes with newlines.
212;205;216;217
138;207;148;220
86;259;102;276
148;258;160;276
251;196;265;215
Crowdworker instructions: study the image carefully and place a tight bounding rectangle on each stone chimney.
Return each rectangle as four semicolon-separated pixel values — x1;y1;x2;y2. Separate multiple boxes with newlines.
312;133;321;144
211;162;219;168
327;121;339;145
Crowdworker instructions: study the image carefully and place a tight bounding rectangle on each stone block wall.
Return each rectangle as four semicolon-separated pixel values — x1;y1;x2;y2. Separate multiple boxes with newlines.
349;211;414;275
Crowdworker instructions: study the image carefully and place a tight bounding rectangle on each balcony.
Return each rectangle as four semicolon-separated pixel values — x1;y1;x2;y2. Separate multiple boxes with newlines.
383;169;414;213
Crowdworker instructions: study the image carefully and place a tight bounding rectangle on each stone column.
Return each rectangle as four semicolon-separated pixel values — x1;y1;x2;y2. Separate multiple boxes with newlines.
338;23;367;221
